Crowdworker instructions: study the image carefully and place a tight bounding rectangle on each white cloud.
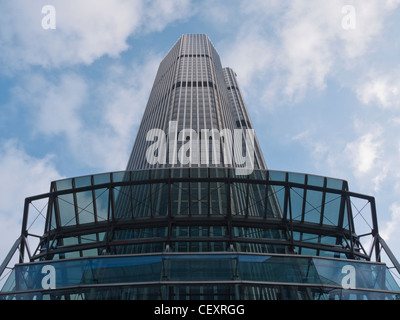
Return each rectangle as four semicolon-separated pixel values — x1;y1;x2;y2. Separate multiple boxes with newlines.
15;73;87;137
9;54;160;172
381;202;400;243
142;0;192;32
221;30;273;89
345;131;382;175
275;0;400;100
275;1;341;99
0;0;192;70
330;117;400;196
71;55;161;171
0;140;63;263
100;55;161;141
356;70;400;109
217;0;400;106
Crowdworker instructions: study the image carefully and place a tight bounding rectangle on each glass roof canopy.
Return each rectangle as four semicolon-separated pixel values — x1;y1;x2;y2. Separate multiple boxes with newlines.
2;167;400;300
8;168;387;263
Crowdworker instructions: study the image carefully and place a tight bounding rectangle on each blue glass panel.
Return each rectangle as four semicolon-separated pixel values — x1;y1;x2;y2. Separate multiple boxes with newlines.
74;175;92;188
238;255;271;263
385;268;400;291
301;233;319;243
48;201;57;231
301;248;318;256
112;171;131;183
115;228;166;240
152;183;168;216
62;237;79;246
210;182;226;215
190;168;201;178
304;190;323;224
326;178;344;190
248;184;266;217
171;168;189;178
56;178;72;191
171;183;180;216
133;183;151;218
114;185;133;219
210;226;226;237
190;182;202;215
93;173;110;186
172;226;189;237
321;236;337;246
165;257;234;281
323;193;342;226
199;168;209;178
307;175;324;187
288;173;305;184
312;259;398;291
200;181;209;214
58;194;76;227
270;185;285;213
80;233;98;244
76;190;95;224
231;182;246;216
342;201;350;230
269;171;286;182
152;169;169;179
2;254;399;294
94;189;109;222
81;249;99;257
132;170;148;181
176;182;189;215
290;187;304;221
249;170;267;181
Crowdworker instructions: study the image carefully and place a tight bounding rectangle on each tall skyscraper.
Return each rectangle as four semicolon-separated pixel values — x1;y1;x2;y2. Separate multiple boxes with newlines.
127;34;265;173
1;35;400;300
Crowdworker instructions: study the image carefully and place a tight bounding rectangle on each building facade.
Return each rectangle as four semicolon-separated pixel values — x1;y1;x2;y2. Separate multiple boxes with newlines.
127;34;265;173
1;35;400;300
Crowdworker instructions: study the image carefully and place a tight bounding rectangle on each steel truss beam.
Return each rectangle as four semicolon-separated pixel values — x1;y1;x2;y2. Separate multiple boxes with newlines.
2;169;394;274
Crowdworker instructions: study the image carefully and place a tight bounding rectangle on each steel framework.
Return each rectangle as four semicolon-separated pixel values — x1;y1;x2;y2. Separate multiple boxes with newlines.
1;168;399;270
1;168;400;300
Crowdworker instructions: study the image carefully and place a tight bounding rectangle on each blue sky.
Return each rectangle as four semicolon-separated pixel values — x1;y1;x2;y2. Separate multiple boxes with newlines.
1;0;400;272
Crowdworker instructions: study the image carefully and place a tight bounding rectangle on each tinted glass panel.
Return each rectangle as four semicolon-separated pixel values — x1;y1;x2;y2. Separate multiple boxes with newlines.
289;173;305;184
290;188;304;221
269;171;286;182
56;179;72;191
76;191;95;224
304;190;323;224
323;193;342;226
326;178;343;190
58;194;76;226
74;176;92;189
307;175;324;187
93;173;110;186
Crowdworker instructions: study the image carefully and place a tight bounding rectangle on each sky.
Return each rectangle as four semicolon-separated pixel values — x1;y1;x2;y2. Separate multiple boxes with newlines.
1;0;400;278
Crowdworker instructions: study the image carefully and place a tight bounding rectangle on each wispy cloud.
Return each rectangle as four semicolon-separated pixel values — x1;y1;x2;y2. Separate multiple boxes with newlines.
381;202;400;242
357;69;400;109
7;55;160;172
216;0;400;108
0;0;192;70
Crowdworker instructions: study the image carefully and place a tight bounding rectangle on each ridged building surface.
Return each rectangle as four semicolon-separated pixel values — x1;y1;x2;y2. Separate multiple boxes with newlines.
127;34;266;172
